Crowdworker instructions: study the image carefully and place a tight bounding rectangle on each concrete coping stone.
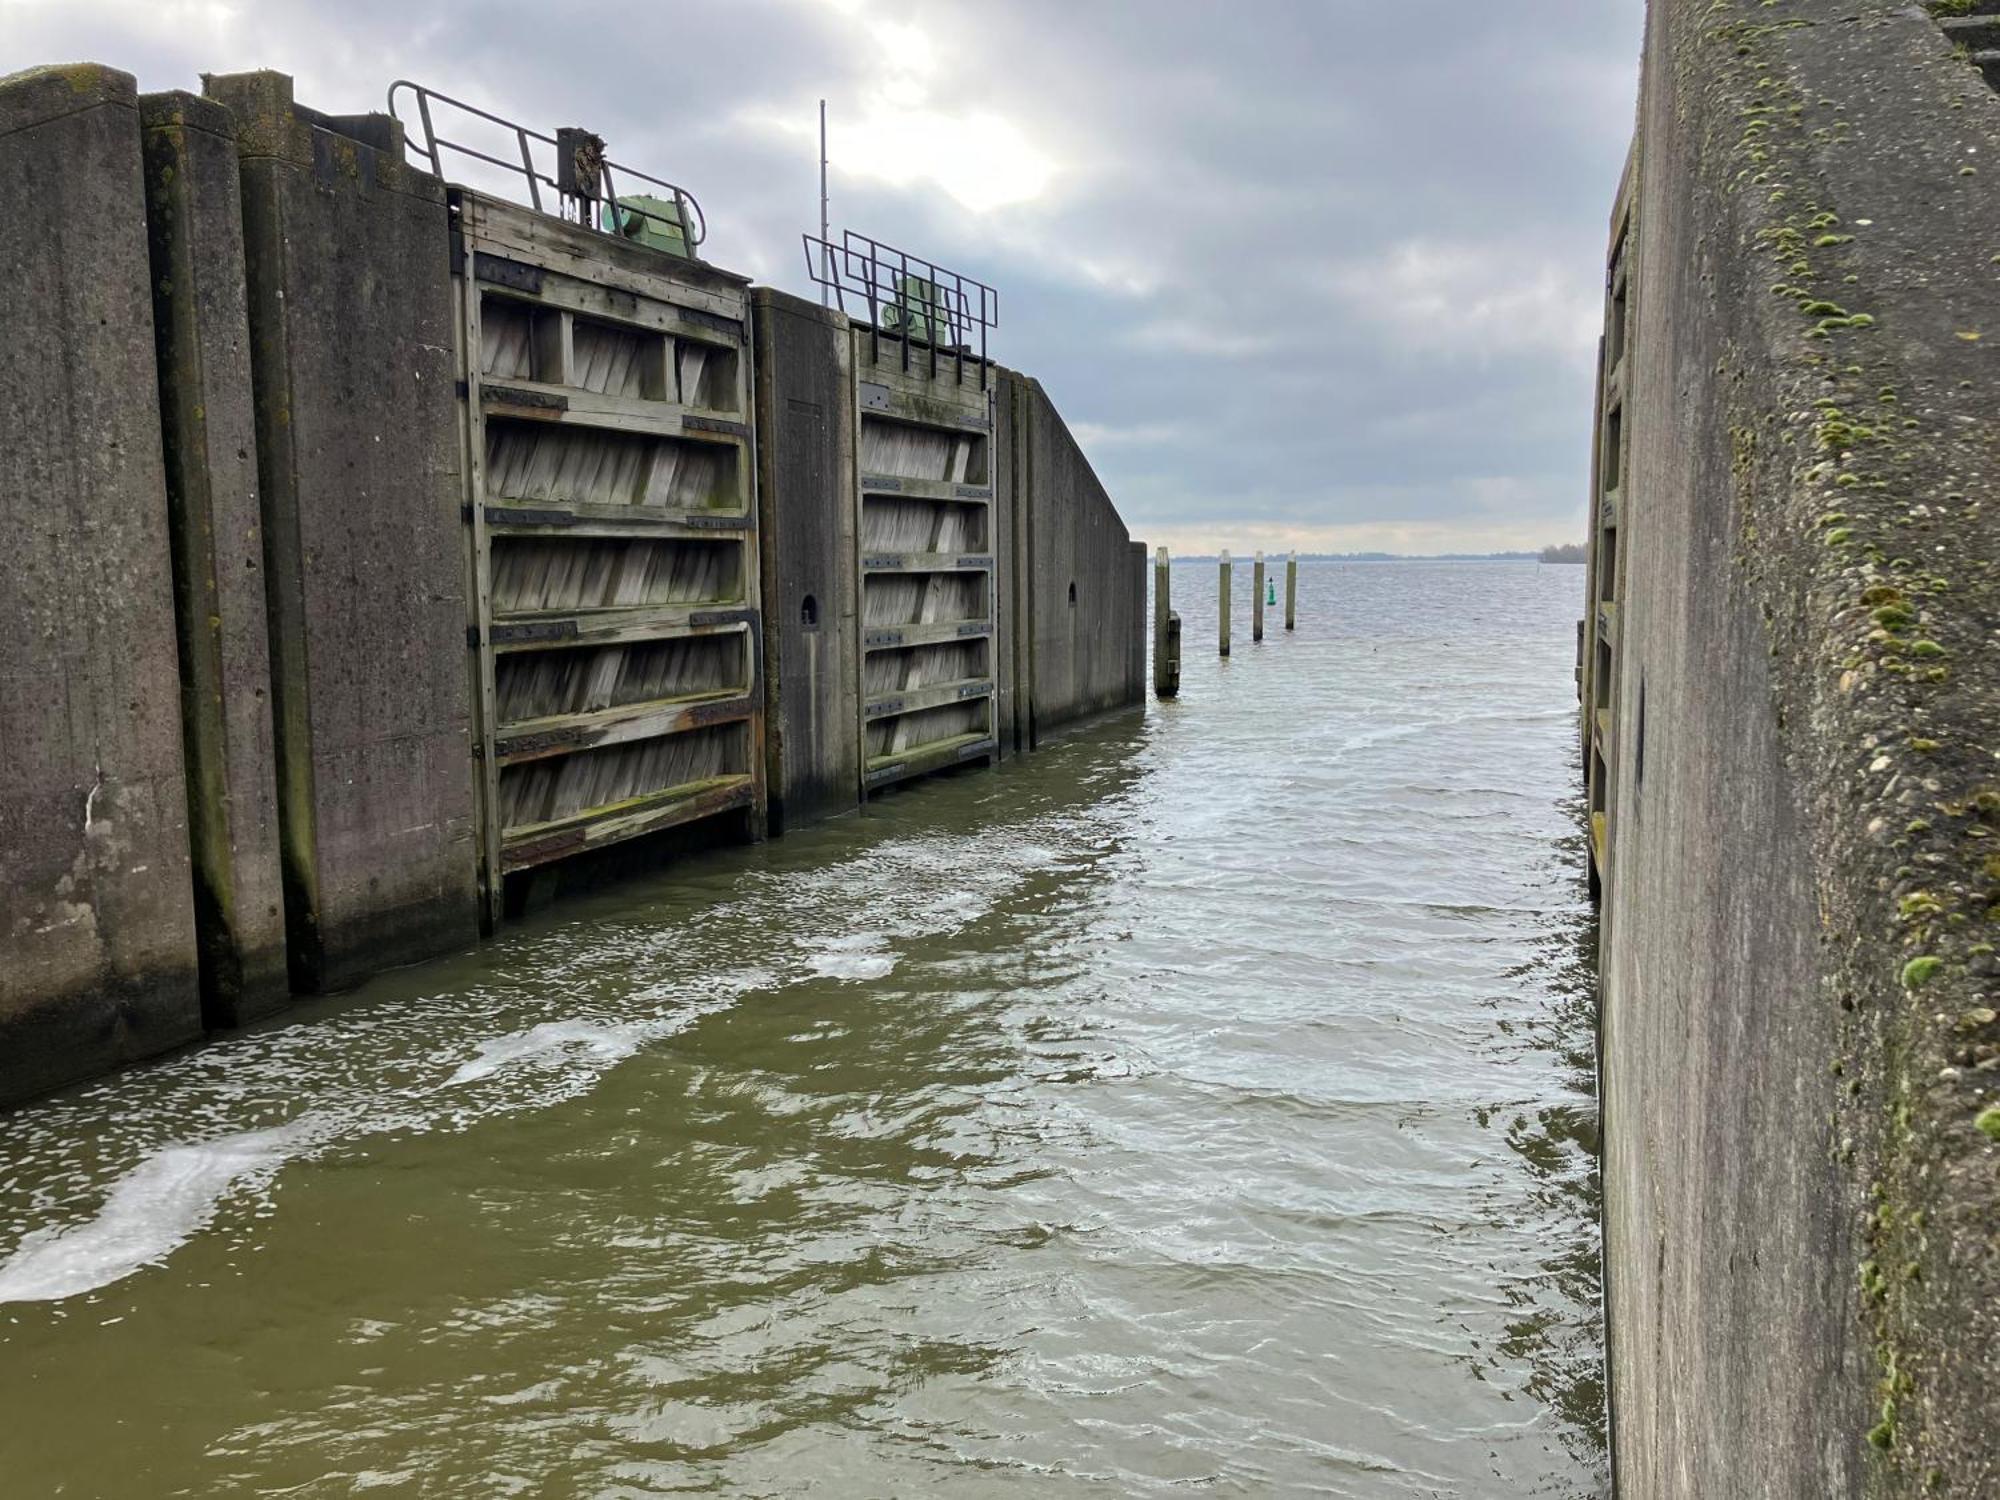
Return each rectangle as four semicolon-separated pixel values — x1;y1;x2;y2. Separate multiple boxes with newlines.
0;62;137;139
137;88;234;139
202;68;443;204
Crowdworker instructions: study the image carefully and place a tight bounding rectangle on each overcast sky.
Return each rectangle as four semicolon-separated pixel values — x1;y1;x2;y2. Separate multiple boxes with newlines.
10;0;1645;554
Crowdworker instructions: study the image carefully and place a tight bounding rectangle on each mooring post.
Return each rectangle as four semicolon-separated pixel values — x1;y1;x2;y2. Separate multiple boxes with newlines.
1153;545;1179;697
1253;551;1266;642
1219;549;1231;657
1285;551;1298;631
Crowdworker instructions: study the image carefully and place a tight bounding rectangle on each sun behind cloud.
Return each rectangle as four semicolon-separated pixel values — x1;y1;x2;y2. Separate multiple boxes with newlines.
742;4;1058;214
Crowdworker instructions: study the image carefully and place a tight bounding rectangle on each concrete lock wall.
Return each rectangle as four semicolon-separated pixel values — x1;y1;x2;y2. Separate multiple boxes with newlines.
0;65;203;1101
205;70;479;992
139;88;290;1028
753;289;862;832
0;60;1145;1106
1596;2;2000;1494
1010;372;1144;742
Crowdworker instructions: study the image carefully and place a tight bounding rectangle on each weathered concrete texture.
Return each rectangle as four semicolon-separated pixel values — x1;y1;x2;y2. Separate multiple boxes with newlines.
1603;3;2000;1494
0;65;201;1103
752;288;860;833
140;89;289;1028
1008;372;1144;742
204;70;478;991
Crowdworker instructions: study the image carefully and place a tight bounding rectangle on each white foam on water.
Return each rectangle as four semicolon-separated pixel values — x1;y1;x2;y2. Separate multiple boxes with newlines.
443;1019;649;1087
0;823;1072;1306
808;951;897;981
802;931;897;982
0;1121;312;1304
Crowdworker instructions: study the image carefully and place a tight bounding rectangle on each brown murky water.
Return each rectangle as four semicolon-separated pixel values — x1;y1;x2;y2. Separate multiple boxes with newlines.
0;561;1604;1497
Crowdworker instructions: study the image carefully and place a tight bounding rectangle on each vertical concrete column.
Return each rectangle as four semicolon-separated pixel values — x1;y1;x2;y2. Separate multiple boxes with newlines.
205;70;477;990
140;89;289;1027
0;64;201;1102
1152;546;1177;698
1253;551;1266;642
751;287;861;833
1285;551;1297;631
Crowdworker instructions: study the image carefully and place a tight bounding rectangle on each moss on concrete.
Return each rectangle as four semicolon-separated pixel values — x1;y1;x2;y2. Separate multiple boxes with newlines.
1609;1;2000;1492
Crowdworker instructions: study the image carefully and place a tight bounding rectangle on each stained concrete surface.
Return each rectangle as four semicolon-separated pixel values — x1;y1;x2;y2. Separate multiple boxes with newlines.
140;88;289;1027
205;70;478;992
1011;373;1145;742
1602;3;2000;1493
753;288;861;831
0;64;202;1100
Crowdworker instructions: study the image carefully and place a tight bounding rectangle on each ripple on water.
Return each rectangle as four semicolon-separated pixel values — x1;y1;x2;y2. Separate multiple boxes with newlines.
0;562;1604;1497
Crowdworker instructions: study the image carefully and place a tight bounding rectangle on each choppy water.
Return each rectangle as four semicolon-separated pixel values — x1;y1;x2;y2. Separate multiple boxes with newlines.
0;561;1604;1498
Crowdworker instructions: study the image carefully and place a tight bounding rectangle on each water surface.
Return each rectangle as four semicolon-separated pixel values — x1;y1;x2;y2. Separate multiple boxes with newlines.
0;561;1603;1497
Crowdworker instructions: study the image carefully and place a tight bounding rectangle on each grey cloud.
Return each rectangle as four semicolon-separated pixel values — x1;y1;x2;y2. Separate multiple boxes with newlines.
11;0;1644;550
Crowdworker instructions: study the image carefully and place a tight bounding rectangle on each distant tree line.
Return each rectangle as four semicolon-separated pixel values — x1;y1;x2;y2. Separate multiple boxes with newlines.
1539;542;1588;564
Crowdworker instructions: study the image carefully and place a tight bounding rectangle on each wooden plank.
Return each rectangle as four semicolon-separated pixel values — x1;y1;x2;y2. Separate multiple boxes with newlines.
480;272;744;358
860;619;994;653
863;676;995;723
863;732;997;789
482;377;750;439
462;192;749;325
856;340;992;411
860;551;995;575
496;689;757;766
855;383;992;434
858;474;992;503
490;604;757;653
500;775;754;872
481;499;751;538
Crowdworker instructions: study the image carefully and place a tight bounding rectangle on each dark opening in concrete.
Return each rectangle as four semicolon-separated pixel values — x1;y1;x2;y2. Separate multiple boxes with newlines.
1635;679;1646;788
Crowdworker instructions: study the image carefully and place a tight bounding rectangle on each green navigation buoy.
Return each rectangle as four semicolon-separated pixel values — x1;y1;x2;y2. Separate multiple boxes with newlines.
1266;578;1277;607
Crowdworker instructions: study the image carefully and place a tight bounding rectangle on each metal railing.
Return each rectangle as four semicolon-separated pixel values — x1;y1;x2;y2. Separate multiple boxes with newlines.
802;230;998;387
386;81;707;254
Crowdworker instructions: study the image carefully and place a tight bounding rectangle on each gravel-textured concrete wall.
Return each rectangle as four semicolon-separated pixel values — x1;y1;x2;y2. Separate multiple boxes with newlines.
0;65;201;1103
205;70;477;992
1604;4;2000;1493
752;288;861;831
1010;372;1144;741
140;89;288;1028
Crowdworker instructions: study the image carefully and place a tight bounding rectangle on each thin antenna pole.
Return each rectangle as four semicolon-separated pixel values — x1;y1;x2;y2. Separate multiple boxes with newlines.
818;99;830;307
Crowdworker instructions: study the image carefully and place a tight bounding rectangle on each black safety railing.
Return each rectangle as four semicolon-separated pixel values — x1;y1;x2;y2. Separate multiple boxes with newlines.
387;81;707;255
802;230;999;388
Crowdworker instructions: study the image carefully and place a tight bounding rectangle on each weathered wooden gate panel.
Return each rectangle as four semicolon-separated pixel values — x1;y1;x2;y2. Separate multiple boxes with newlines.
852;334;999;793
452;192;765;918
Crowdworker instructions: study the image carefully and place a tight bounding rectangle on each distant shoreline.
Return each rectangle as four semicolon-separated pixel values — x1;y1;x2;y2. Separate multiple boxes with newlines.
1171;552;1585;564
